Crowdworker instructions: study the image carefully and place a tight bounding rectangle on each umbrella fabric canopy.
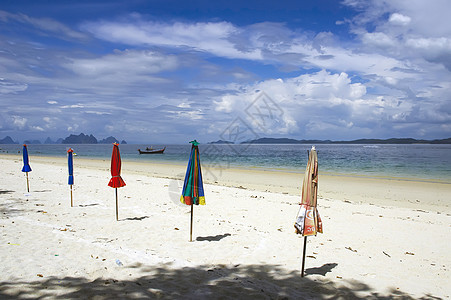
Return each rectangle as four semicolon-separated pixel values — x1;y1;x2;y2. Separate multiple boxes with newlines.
180;140;205;205
21;144;32;172
295;146;322;236
108;143;126;188
67;148;74;185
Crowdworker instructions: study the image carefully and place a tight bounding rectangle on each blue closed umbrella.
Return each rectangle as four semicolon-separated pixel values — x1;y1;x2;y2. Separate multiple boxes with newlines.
22;144;32;172
22;144;32;192
68;148;74;206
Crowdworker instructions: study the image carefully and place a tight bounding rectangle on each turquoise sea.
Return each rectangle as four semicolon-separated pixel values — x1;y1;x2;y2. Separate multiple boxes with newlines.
1;143;450;182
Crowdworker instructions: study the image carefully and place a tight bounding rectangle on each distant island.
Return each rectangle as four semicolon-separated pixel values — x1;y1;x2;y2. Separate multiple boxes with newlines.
62;133;126;144
208;137;451;144
205;137;451;145
239;137;451;144
44;137;64;144
0;133;126;144
209;140;234;144
62;133;98;144
0;136;18;144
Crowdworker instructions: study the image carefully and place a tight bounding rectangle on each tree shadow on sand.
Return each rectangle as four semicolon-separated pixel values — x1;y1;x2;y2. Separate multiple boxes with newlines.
0;198;28;217
0;263;441;299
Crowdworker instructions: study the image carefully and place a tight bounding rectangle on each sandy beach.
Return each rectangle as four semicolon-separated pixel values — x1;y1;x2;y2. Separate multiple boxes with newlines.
0;154;450;299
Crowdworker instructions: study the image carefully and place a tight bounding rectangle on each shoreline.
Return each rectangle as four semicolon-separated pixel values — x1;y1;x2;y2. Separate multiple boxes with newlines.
2;154;450;213
3;152;451;183
3;150;450;184
2;143;451;184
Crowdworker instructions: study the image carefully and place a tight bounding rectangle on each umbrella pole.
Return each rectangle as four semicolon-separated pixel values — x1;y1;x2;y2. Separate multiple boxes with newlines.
301;236;307;277
301;149;310;277
190;204;193;242
26;172;29;193
115;188;118;221
70;185;73;207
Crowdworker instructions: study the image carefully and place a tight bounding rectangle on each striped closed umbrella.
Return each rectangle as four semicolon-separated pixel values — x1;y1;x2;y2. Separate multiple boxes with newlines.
180;140;205;241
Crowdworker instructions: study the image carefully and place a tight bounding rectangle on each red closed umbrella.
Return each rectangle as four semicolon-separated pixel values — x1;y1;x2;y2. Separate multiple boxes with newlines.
108;143;125;220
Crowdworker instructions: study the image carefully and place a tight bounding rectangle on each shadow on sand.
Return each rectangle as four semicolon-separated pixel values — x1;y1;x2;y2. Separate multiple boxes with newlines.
0;190;14;195
122;216;150;221
78;204;100;207
0;199;28;217
305;263;338;276
0;263;440;299
196;233;232;242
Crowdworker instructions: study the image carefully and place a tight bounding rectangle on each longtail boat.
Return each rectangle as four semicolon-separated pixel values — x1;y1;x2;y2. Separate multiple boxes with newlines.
138;147;166;154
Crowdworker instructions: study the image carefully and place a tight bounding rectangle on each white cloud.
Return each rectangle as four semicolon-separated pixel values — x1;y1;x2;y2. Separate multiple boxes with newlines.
389;0;451;37
79;12;449;86
1;5;450;142
405;37;451;68
215;70;368;136
342;0;451;70
82;19;262;60
211;65;450;140
85;111;112;115
67;124;79;132
389;13;411;26
66;49;179;77
0;79;28;94
361;32;397;48
177;103;191;108
61;104;84;109
0;10;87;40
12;116;27;129
31;126;44;132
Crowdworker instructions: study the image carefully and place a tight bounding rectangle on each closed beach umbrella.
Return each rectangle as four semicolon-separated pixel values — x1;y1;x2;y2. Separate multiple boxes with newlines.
295;146;323;276
180;140;205;241
68;148;74;207
108;143;126;220
21;144;32;192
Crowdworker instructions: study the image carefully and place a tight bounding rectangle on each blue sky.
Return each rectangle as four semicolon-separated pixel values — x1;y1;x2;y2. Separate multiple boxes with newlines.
1;0;450;143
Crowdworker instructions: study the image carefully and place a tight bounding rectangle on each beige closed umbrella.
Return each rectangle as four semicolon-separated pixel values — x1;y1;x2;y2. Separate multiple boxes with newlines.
294;146;323;277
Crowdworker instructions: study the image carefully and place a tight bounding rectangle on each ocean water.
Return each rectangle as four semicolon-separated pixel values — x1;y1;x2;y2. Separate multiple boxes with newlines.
1;143;450;182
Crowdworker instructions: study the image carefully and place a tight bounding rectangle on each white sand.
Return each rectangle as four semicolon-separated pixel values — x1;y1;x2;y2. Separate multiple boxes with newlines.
0;154;450;299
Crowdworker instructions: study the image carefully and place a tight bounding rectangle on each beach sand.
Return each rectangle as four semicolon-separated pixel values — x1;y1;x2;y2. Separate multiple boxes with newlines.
0;154;450;299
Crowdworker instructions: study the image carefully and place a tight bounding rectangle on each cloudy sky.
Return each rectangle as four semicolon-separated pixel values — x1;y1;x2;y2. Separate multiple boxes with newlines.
1;0;450;143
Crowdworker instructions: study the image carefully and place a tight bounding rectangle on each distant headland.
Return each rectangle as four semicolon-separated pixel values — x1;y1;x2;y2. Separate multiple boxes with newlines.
209;137;451;144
